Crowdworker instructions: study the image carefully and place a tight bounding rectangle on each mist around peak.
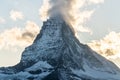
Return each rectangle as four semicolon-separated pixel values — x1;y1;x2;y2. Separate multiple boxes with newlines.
39;0;104;33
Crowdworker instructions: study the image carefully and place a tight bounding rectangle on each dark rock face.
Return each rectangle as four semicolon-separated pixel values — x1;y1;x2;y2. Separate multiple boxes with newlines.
0;17;120;80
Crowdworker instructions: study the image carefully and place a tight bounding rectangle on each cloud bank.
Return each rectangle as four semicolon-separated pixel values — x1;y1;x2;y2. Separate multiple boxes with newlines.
0;21;40;50
0;21;40;66
88;31;120;59
39;0;104;33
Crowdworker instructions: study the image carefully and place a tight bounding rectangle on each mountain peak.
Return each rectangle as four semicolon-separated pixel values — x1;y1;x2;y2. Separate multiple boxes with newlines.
0;18;120;80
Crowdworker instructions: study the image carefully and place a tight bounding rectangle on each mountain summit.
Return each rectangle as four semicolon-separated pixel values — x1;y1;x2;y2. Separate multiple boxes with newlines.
0;17;120;80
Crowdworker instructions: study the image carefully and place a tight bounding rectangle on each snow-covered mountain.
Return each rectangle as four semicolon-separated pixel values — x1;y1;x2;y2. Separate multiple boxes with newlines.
0;17;120;80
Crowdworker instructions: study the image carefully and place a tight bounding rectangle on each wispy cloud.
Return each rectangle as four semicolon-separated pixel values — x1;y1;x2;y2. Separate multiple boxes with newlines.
0;17;6;24
10;10;24;21
89;0;104;4
88;31;120;58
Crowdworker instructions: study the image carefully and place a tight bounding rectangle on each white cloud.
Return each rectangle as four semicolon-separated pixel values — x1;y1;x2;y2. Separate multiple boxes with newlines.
0;21;40;49
10;10;24;21
88;31;120;58
0;17;6;24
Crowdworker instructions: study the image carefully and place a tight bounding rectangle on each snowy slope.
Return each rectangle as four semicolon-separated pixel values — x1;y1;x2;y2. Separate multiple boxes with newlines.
0;17;120;80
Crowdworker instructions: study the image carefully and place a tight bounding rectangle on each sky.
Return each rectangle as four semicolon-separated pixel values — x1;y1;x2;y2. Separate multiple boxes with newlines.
78;0;120;42
0;0;120;67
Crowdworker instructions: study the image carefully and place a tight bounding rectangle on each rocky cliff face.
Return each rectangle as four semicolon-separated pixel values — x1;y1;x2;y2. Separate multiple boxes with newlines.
0;17;120;80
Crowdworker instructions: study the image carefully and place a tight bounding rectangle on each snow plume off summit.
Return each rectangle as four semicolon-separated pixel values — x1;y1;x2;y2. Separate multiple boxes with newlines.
40;0;104;33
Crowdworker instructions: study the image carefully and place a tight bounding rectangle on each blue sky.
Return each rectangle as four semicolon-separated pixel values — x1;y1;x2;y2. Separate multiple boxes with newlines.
0;0;120;67
79;0;120;42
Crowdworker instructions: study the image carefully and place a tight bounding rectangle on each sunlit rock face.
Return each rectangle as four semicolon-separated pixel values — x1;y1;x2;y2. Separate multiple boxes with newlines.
0;17;120;80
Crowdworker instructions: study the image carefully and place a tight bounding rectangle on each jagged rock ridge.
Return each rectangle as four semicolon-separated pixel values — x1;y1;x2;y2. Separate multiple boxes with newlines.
0;17;120;80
